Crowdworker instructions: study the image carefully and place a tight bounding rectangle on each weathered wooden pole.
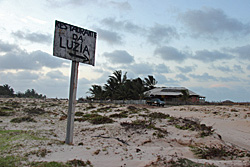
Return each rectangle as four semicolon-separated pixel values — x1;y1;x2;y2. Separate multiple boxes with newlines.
65;60;79;144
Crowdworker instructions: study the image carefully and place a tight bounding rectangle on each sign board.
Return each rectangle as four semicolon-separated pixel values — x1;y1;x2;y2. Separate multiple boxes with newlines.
53;20;97;66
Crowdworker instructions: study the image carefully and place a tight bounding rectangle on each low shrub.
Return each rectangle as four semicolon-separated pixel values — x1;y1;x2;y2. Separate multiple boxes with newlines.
10;116;37;123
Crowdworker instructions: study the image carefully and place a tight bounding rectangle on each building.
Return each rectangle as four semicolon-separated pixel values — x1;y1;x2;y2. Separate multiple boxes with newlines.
145;87;205;104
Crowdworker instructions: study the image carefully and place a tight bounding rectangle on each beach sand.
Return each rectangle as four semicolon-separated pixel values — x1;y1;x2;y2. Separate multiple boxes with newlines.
0;98;249;166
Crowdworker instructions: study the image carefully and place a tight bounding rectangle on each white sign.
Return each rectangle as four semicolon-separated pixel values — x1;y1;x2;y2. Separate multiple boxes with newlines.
53;20;97;66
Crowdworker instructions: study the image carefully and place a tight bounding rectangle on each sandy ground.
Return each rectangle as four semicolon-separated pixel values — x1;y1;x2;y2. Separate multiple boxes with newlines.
0;98;250;167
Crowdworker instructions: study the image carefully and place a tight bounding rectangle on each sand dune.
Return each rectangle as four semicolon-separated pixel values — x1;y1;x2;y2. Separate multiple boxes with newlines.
0;98;249;166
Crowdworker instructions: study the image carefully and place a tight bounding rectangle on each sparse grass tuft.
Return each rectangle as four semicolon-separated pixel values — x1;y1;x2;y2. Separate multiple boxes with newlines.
66;159;93;167
148;112;170;119
231;108;239;112
190;144;250;160
0;156;25;167
25;107;46;115
75;113;114;124
10;116;37;123
109;113;128;118
0;107;14;116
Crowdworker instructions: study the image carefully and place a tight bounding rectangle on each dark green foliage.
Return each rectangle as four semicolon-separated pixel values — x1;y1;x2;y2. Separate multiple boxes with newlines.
191;145;250;160
0;84;46;99
0;84;14;97
0;107;14;116
169;117;213;137
75;112;85;116
85;103;96;110
10;116;37;123
30;161;68;167
16;89;46;99
75;113;114;124
25;108;46;115
66;159;93;167
89;115;114;124
109;113;128;118
148;112;170;119
0;156;23;167
30;159;93;167
169;158;218;167
89;70;158;100
120;120;168;136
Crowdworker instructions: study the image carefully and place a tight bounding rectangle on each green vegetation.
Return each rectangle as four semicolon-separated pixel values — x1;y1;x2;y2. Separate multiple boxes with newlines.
0;130;46;154
30;159;93;167
146;156;217;167
109;112;128;118
120;119;168;137
10;116;37;123
0;156;25;167
88;70;157;100
190;145;250;160
0;84;14;97
25;107;46;115
0;107;14;116
0;84;46;98
169;117;213;137
169;158;217;167
75;113;114;124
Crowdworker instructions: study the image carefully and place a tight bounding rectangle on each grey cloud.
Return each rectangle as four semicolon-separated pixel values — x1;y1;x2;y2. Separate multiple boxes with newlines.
147;24;179;45
46;70;67;80
219;76;240;82
0;49;64;70
179;7;248;38
12;30;52;44
176;74;189;81
193;50;233;62
177;66;195;73
155;64;171;73
193;86;250;102
96;28;123;45
108;1;131;11
247;65;250;70
233;65;244;73
154;46;186;63
129;63;154;75
189;72;217;82
0;71;41;93
0;39;20;52
101;17;144;34
215;65;232;72
226;45;250;60
103;50;134;64
155;74;179;85
46;0;98;7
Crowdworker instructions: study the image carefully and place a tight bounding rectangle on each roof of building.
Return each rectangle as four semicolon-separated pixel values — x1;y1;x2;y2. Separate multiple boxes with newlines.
145;87;205;98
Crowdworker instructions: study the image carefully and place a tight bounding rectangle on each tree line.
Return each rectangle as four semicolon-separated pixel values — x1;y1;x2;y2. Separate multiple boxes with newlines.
0;84;46;99
88;70;157;100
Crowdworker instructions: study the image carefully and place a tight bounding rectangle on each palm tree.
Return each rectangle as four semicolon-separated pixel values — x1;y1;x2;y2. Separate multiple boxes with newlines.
110;70;127;85
88;85;105;100
144;75;158;90
104;70;128;100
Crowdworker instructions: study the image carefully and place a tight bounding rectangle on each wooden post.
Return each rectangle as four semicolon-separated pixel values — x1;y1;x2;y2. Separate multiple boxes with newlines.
65;61;79;144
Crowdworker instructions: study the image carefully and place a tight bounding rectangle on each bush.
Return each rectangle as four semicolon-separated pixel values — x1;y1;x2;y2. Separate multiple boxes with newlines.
10;116;37;123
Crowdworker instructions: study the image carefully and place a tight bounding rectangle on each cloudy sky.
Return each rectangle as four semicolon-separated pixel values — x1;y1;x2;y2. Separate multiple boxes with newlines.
0;0;250;102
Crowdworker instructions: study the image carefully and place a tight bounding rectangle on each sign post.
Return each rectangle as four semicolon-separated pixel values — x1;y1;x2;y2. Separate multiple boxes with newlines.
65;61;79;144
53;20;97;144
